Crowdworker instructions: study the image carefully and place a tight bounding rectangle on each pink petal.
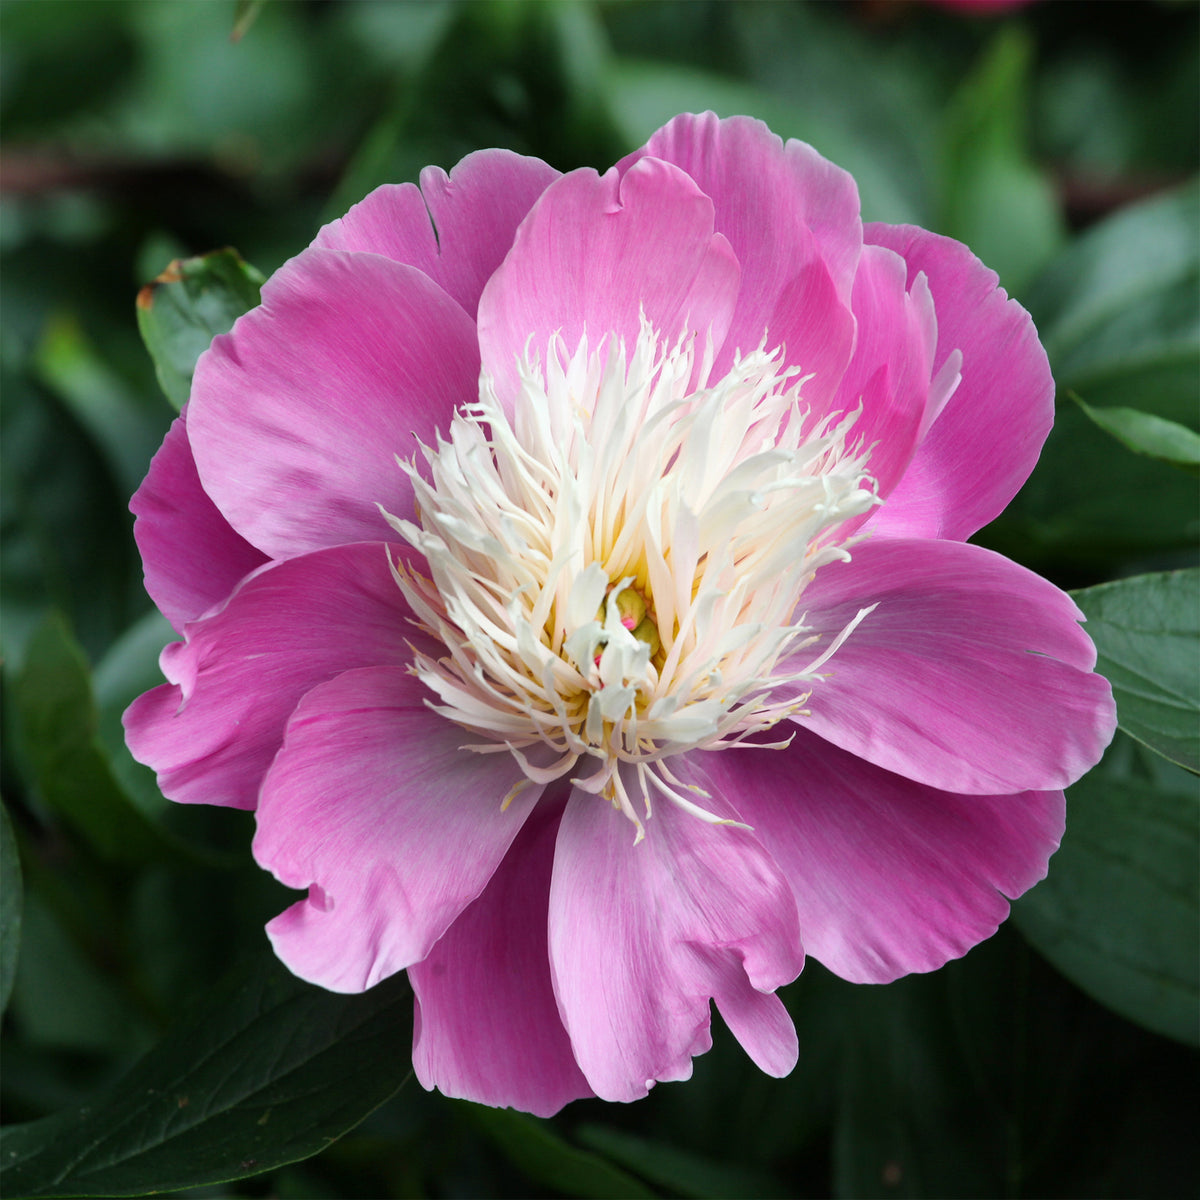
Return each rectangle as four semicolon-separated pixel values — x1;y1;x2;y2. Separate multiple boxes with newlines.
625;112;862;309
829;244;937;511
187;249;479;559
793;537;1117;794
410;793;593;1116
123;541;427;811
477;157;740;407
547;777;803;1101
131;412;267;633
255;666;542;994
864;223;1054;540
621;112;860;398
691;732;1065;983
314;149;560;318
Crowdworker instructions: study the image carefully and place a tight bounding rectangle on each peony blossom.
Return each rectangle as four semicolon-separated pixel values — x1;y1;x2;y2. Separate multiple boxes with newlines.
125;112;1116;1115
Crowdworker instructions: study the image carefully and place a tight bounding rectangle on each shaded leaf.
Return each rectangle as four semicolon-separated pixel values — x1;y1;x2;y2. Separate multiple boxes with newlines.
1026;180;1199;425
136;248;265;409
1074;570;1200;771
1014;743;1199;1046
576;1123;785;1199
939;27;1064;293
12;612;171;864
1072;394;1200;474
465;1106;655;1200
834;925;1200;1199
0;801;22;1016
0;957;414;1198
32;315;169;498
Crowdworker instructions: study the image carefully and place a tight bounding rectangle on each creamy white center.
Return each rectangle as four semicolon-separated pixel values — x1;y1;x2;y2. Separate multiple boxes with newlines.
385;319;877;838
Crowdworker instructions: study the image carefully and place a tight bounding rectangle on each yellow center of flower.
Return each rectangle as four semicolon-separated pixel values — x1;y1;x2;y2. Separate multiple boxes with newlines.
385;318;878;838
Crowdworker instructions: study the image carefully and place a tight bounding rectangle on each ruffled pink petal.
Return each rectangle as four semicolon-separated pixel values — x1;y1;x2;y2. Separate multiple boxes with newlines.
547;776;802;1102
314;149;560;318
864;223;1054;540
829;244;937;512
255;666;542;994
792;537;1117;794
123;541;427;811
131;412;267;633
625;112;861;309
690;732;1065;983
477;157;740;407
410;793;593;1116
621;112;860;398
187;249;479;559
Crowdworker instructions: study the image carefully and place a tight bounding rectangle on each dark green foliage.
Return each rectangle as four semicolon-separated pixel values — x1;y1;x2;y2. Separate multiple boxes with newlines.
1;1;1196;1197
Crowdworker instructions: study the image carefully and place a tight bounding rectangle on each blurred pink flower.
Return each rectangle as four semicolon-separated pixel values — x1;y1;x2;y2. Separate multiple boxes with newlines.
125;112;1115;1115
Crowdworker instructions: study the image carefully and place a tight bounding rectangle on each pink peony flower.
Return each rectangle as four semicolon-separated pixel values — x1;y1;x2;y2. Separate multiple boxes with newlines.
125;113;1116;1115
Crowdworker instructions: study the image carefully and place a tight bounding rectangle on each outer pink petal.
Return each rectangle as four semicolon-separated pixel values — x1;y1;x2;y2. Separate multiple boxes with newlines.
625;112;861;309
621;112;860;398
477;157;740;406
123;541;426;811
691;732;1065;983
864;223;1054;540
793;538;1117;794
188;249;479;559
314;149;560;318
131;412;267;633
547;777;802;1102
410;794;593;1116
254;666;542;994
829;244;936;510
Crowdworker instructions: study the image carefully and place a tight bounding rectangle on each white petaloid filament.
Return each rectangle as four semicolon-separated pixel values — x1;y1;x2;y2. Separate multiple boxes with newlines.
384;317;878;840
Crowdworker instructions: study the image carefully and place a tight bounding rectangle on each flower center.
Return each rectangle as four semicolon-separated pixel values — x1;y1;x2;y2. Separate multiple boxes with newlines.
385;318;878;838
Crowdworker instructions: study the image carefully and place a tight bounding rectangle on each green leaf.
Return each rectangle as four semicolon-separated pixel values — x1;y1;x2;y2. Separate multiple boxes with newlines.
575;1124;785;1199
1014;741;1199;1045
136;248;265;409
1072;394;1200;474
939;28;1065;294
0;801;22;1017
0;957;414;1197
231;0;266;43
1026;180;1199;425
13;612;170;864
465;1106;656;1200
32;315;170;498
1073;570;1200;772
833;925;1200;1199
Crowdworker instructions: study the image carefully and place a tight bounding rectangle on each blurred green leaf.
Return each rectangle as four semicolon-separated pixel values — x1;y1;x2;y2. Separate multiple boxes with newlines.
0;801;22;1017
91;608;177;822
980;215;1199;578
466;1106;655;1200
231;0;266;44
940;27;1065;294
1074;570;1200;771
0;368;143;664
0;957;414;1197
834;924;1200;1199
136;248;265;409
1073;394;1200;474
7;892;149;1058
1015;739;1199;1046
1026;179;1199;425
576;1123;784;1199
13;612;169;864
32;314;168;498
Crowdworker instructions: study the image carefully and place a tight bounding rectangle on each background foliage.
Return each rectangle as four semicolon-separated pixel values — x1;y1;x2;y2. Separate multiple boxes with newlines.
2;1;1197;1196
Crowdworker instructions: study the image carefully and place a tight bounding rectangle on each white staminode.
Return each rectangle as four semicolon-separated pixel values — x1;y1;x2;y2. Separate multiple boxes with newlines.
385;317;878;839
